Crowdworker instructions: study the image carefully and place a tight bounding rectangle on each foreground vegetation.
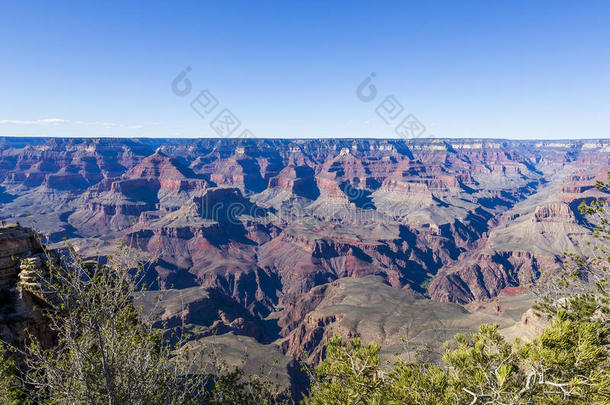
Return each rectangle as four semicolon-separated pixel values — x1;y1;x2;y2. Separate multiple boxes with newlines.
1;176;608;404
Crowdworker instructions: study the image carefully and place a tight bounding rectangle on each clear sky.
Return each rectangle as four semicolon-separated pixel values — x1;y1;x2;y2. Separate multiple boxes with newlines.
1;0;608;139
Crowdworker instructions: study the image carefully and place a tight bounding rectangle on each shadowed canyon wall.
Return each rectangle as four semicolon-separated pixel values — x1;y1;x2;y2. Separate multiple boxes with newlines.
0;137;607;358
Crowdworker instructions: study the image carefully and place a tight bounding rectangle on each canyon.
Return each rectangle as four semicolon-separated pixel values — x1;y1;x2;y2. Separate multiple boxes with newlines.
0;137;608;373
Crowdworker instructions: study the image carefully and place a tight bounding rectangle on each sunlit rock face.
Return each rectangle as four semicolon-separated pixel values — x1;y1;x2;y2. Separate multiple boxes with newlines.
0;224;54;347
0;137;608;356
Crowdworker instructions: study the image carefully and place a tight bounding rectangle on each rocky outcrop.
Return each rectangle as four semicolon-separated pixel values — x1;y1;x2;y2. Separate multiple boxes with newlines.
533;203;575;223
136;286;272;344
0;224;43;284
0;224;54;347
280;313;339;362
520;308;549;336
428;250;556;304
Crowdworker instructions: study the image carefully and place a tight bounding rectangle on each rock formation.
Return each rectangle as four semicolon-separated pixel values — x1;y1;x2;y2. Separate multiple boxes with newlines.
0;224;54;347
0;137;608;358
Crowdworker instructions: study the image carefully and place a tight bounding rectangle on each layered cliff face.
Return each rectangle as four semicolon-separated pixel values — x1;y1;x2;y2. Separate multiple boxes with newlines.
0;224;54;347
0;137;608;358
68;151;210;235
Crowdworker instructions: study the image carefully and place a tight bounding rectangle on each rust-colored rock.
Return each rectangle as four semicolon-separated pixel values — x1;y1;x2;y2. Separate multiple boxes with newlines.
0;224;54;347
0;137;608;359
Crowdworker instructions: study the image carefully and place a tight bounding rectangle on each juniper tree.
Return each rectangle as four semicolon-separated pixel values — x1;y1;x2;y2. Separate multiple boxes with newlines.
1;240;289;405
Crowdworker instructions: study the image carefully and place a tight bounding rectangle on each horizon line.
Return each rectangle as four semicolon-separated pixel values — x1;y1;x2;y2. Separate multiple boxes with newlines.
0;135;609;142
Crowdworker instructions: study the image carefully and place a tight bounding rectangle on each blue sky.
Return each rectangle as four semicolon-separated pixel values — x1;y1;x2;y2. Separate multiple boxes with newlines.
1;0;608;139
